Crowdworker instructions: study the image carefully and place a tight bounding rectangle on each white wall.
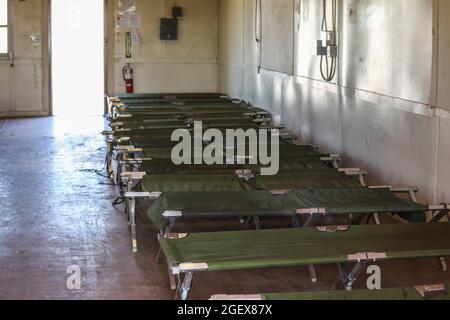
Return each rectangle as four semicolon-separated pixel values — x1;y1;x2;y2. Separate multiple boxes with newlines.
218;0;450;203
0;0;49;117
1;0;219;117
107;0;219;94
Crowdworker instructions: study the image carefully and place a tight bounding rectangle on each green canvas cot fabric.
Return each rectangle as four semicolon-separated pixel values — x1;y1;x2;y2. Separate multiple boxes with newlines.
122;110;262;118
115;106;263;117
140;161;258;175
123;98;232;106
115;124;262;139
114;109;263;120
118;102;242;110
111;119;186;129
186;115;253;122
114;128;178;138
140;145;320;160
261;285;450;300
250;170;362;190
141;174;251;193
119;96;227;103
147;190;301;229
216;144;320;157
114;93;226;100
146;187;426;229
120;100;171;106
138;147;326;168
139;157;328;175
112;116;256;129
159;223;450;271
113;120;260;132
115;112;265;123
119;102;238;111
114;93;166;99
142;147;178;160
291;187;428;214
119;137;179;148
170;93;228;99
111;114;186;123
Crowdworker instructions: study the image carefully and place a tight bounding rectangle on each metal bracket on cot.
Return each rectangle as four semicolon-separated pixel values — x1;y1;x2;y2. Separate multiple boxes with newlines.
414;284;447;299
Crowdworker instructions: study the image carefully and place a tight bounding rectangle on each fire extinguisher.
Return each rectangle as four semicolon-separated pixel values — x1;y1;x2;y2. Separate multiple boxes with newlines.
123;63;134;94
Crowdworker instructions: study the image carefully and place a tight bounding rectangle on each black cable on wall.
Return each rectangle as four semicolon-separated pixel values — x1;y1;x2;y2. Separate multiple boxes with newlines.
320;0;337;82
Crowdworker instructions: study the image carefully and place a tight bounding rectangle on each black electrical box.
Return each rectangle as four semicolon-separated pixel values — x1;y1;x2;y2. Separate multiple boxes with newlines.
160;18;178;40
172;7;183;18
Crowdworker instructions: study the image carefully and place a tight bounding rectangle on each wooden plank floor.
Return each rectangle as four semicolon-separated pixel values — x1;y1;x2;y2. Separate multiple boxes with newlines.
0;116;448;300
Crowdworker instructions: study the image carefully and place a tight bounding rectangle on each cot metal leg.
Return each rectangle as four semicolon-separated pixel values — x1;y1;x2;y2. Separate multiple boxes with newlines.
409;190;419;203
125;174;135;193
168;266;177;291
129;197;138;253
308;265;318;283
302;214;318;283
304;215;315;228
440;258;448;272
358;174;366;187
332;159;340;169
292;216;301;228
338;262;365;291
156;219;177;263
373;213;381;225
122;163;132;187
254;216;261;230
243;217;252;229
430;209;449;271
160;218;176;236
116;162;122;186
106;141;114;178
177;272;194;301
156;248;163;264
430;210;449;223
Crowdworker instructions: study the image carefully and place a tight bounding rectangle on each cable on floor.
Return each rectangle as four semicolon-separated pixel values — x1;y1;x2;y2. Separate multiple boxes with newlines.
0;119;8;136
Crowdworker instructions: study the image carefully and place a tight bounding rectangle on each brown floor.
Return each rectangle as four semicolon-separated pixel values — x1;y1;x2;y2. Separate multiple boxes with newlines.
0;116;449;300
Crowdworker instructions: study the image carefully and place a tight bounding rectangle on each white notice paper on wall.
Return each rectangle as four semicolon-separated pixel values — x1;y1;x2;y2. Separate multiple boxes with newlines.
116;11;141;29
131;30;141;45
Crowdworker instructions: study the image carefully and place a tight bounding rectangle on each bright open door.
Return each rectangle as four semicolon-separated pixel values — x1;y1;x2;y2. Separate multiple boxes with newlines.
51;0;105;116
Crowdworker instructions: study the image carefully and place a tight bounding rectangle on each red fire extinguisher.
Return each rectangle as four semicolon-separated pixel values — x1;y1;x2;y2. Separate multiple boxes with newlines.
123;63;134;94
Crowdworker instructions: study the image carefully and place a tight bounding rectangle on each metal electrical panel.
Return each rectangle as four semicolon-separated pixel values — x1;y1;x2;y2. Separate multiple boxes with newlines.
160;18;178;40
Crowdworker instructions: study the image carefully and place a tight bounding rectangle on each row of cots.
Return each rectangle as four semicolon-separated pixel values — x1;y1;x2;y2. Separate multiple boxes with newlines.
102;93;450;300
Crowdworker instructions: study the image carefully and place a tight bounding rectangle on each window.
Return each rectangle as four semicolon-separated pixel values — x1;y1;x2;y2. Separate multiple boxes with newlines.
0;0;8;54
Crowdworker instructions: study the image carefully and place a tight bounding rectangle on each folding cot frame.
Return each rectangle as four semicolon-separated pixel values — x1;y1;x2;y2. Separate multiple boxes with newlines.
103;126;296;180
109;115;273;131
209;283;450;300
158;223;450;300
102;106;279;178
110;107;270;124
121;178;448;289
118;161;361;254
107;111;448;232
153;189;448;291
104;94;450;301
118;172;450;281
291;187;450;282
110;118;271;136
115;142;342;172
107;98;249;120
106;93;234;119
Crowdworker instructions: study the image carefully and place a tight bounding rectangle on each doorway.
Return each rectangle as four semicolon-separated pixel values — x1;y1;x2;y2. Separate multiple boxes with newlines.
51;0;105;116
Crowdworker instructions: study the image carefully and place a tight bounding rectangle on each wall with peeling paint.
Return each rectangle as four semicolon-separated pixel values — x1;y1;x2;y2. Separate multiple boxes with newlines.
218;0;450;204
0;0;49;117
107;0;219;94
